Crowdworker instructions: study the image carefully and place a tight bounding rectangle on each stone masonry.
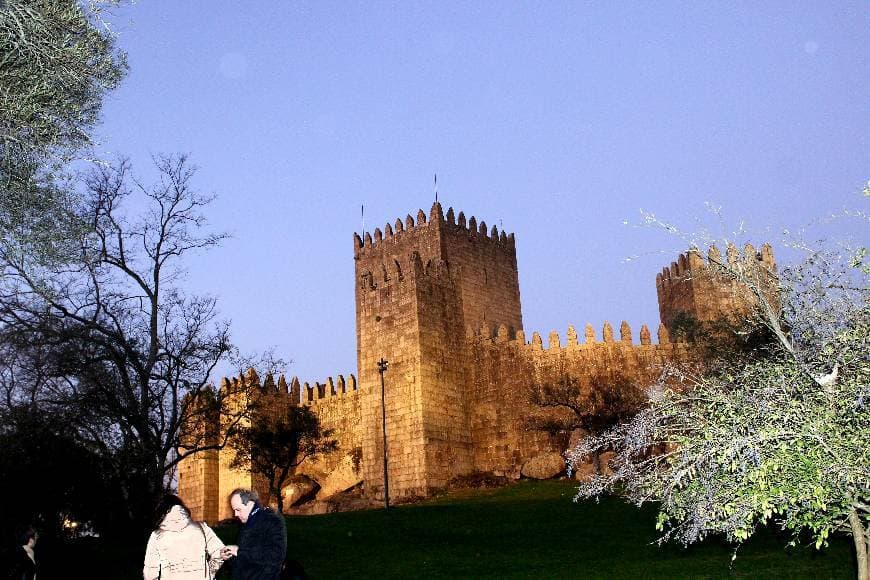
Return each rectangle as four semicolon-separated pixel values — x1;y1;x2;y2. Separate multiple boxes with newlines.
178;201;775;523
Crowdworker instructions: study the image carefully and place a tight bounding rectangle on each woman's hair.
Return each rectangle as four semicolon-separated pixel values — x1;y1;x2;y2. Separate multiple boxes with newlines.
17;525;37;546
153;494;191;530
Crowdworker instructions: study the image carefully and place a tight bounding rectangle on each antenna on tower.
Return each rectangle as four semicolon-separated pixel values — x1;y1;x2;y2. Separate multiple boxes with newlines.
361;204;365;238
434;173;438;204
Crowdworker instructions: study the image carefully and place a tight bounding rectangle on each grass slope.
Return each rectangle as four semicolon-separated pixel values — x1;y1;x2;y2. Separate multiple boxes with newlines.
218;480;852;579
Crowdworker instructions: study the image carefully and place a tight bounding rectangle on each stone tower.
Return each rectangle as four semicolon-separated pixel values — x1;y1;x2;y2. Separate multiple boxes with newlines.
656;243;777;337
353;202;523;497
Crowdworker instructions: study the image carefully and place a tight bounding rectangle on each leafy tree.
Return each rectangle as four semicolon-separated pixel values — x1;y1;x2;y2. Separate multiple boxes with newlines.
0;0;124;153
0;155;257;531
568;234;869;578
1;0;126;265
230;394;338;513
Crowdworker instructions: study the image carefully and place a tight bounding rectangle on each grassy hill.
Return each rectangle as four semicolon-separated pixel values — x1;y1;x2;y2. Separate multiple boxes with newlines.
216;479;852;579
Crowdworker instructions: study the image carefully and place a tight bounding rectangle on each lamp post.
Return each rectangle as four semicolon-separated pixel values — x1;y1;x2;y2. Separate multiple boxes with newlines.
377;357;390;509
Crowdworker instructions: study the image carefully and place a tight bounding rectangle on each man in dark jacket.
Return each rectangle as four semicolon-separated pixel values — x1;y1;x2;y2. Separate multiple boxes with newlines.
222;488;287;580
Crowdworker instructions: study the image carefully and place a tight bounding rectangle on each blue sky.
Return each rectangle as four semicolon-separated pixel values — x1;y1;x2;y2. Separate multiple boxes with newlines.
96;1;869;384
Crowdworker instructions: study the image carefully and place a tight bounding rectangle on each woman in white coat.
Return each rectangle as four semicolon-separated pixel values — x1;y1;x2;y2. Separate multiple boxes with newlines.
143;494;227;580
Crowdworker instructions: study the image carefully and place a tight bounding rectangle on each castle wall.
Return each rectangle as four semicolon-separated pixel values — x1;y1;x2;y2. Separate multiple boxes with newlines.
177;449;220;523
414;260;474;491
465;329;553;476
465;322;687;475
176;389;222;523
181;371;367;523
294;375;365;484
217;375;253;521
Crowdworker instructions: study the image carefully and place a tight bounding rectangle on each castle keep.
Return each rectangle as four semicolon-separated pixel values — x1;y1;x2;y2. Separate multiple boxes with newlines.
178;202;774;523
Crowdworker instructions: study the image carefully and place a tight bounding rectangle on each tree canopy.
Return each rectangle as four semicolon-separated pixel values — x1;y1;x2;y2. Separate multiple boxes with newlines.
568;237;869;579
1;0;126;267
0;0;124;153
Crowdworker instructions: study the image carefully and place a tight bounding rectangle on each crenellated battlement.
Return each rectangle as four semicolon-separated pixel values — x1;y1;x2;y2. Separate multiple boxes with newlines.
465;320;675;350
296;373;360;404
216;369;359;406
656;241;777;337
353;202;516;258
656;242;776;289
440;205;516;248
355;201;523;340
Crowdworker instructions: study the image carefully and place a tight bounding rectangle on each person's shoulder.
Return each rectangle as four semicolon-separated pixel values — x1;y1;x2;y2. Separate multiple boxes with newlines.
262;508;285;524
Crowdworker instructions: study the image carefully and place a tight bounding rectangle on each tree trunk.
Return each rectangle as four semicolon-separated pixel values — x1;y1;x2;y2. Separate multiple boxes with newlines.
849;508;869;580
275;486;284;514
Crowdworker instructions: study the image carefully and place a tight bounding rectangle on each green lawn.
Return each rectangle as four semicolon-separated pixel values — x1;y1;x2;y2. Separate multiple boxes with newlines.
217;479;852;579
52;479;853;579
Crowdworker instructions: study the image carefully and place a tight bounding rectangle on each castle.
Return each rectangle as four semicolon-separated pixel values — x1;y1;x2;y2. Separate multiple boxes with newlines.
178;202;775;523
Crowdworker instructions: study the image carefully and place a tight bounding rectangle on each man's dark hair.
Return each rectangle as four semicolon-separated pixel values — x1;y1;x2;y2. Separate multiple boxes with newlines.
152;494;191;531
230;488;259;505
17;525;36;546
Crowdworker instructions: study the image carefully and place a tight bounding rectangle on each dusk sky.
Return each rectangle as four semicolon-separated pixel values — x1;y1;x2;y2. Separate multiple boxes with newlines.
95;2;868;384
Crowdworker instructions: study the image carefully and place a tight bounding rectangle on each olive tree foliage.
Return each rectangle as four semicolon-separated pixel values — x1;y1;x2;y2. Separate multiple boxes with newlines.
0;0;126;266
0;155;258;530
568;205;869;578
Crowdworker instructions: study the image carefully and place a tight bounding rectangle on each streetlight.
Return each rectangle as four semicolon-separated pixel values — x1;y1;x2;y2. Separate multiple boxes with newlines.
377;357;390;509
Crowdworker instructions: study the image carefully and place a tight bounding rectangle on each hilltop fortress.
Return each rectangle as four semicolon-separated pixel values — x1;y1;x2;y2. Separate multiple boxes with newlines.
178;202;775;523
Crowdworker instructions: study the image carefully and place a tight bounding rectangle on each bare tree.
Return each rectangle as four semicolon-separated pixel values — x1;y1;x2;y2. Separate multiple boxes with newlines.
527;372;646;436
0;154;252;529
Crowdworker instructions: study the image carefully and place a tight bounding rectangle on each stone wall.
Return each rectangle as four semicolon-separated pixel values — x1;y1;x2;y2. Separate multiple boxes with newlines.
177;448;219;522
355;250;429;499
465;322;689;475
415;259;474;492
216;374;253;521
